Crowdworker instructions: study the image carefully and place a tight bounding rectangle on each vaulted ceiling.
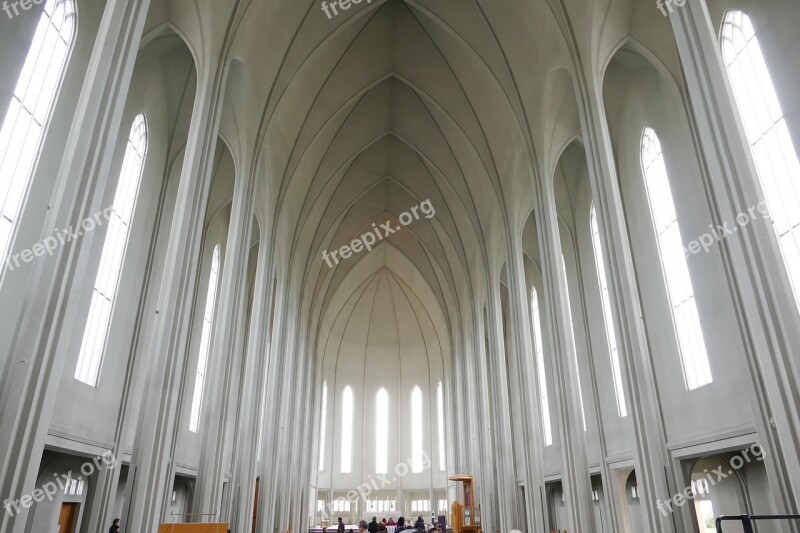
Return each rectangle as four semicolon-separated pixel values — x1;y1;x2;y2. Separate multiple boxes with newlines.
142;0;678;365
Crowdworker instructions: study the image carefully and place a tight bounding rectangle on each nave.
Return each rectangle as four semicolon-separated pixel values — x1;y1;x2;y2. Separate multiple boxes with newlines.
0;0;799;532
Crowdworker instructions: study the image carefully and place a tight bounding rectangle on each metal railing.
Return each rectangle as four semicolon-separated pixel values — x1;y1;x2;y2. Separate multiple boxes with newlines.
716;514;800;532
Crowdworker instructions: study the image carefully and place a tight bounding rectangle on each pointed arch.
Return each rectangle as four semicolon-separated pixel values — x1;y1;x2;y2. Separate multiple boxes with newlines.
721;9;800;309
411;385;423;473
74;113;148;386
189;244;221;432
341;385;354;473
1;0;77;273
589;202;627;417
640;126;711;390
376;388;388;473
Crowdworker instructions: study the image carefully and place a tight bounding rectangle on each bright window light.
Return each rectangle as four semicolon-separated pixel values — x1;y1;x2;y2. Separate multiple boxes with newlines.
376;388;388;473
641;127;712;390
722;10;800;309
341;385;354;473
561;254;587;431
74;114;147;386
319;380;328;471
189;245;221;432
411;386;423;472
437;381;445;471
0;0;76;275
590;204;627;417
530;287;553;445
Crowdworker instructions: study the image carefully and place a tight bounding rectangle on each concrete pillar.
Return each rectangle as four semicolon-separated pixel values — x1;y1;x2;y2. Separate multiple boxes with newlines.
507;235;547;533
533;170;594;533
193;153;258;515
122;53;228;531
485;277;518;533
258;273;288;533
0;1;151;531
230;239;273;532
472;307;496;532
667;0;800;515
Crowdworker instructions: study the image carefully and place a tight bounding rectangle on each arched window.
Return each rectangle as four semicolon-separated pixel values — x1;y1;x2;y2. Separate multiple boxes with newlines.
721;10;800;307
530;287;553;446
0;0;76;272
641;127;712;390
376;388;388;473
189;245;221;432
561;253;587;430
437;381;445;471
411;386;423;472
74;114;147;386
319;380;328;471
341;385;354;473
590;204;627;417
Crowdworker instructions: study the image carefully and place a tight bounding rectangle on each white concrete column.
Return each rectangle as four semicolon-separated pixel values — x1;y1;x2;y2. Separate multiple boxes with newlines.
281;327;309;529
485;282;517;533
122;55;228;531
293;341;316;533
0;1;150;531
668;0;800;514
507;235;547;533
534;172;594;533
229;238;272;532
257;273;289;533
274;301;301;529
472;307;497;532
193;154;258;515
573;79;678;533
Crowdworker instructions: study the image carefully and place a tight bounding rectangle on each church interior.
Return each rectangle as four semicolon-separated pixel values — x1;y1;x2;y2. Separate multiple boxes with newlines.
1;0;800;532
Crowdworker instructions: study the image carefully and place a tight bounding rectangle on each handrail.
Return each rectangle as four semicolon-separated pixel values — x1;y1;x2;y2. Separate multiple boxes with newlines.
716;513;800;533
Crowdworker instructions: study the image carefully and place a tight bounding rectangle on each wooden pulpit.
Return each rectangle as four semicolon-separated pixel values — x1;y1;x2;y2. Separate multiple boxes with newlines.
449;474;481;533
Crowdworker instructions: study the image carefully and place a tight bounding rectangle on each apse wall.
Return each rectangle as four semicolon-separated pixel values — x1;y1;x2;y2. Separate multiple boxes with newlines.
317;267;448;493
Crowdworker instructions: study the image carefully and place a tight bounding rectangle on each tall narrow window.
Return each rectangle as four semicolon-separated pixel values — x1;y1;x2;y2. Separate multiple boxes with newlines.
341;385;354;473
641;127;712;390
74;115;148;386
722;11;800;307
437;381;445;471
590;204;627;417
561;254;587;430
376;388;388;473
189;245;221;432
0;0;76;272
530;287;553;446
411;386;423;473
319;381;328;471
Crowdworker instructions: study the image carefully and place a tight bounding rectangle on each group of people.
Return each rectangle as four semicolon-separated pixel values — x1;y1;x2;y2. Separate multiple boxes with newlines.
333;515;438;533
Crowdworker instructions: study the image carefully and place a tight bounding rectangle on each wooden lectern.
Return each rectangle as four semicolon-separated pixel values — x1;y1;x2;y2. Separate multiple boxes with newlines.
449;475;481;533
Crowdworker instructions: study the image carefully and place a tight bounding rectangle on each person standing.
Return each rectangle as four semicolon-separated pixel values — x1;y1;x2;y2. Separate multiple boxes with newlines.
338;517;346;533
359;520;369;533
108;518;121;533
369;517;379;533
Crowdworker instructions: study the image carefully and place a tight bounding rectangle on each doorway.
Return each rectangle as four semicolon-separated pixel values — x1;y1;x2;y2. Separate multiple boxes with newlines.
253;477;260;533
57;502;78;533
